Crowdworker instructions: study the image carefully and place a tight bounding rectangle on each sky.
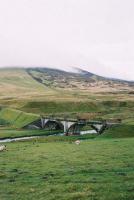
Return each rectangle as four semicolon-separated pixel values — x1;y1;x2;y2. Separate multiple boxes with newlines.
0;0;134;80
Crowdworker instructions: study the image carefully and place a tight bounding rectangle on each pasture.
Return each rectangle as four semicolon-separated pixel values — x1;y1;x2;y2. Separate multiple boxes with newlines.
0;137;134;200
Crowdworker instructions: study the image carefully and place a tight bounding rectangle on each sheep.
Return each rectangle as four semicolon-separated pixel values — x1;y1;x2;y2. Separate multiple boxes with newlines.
75;140;81;145
0;145;6;152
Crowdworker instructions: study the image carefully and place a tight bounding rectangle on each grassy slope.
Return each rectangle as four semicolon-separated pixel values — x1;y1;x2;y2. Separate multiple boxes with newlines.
100;124;134;138
0;108;39;128
0;138;134;200
21;101;100;114
0;68;54;101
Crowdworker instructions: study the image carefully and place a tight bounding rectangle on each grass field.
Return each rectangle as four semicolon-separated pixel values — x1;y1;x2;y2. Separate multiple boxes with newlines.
0;137;134;200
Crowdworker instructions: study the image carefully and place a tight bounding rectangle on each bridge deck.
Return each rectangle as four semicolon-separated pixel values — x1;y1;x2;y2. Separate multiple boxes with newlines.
42;116;107;124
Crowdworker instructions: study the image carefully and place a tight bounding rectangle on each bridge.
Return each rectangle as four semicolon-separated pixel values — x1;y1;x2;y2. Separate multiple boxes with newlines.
24;117;118;135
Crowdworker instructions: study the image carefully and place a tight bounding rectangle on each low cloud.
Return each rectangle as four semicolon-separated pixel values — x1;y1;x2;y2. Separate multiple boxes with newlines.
0;0;134;80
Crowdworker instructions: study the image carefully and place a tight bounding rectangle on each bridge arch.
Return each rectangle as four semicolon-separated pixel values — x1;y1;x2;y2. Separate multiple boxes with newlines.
66;122;99;136
44;120;64;131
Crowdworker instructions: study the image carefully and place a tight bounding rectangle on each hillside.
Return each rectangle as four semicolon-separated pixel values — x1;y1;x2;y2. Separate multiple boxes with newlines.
0;68;57;101
0;67;133;110
27;67;134;93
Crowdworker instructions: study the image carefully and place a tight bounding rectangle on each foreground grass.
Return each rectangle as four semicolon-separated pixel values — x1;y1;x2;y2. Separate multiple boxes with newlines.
0;137;134;200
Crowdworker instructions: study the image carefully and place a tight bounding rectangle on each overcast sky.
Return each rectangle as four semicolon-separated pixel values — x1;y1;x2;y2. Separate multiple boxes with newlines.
0;0;134;80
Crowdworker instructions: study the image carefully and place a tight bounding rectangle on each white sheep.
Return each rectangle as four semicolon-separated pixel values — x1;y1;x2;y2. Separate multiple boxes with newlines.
0;145;6;152
75;140;81;145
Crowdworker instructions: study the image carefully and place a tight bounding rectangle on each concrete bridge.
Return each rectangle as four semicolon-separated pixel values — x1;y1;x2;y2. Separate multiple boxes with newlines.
24;117;115;135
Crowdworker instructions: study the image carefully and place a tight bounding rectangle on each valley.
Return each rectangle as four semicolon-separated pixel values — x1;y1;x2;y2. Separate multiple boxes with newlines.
0;67;134;200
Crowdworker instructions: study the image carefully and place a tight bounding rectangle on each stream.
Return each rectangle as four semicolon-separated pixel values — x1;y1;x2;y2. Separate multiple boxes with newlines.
0;130;97;143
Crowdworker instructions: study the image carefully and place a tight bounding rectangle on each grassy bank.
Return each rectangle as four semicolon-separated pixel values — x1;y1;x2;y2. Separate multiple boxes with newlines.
0;129;61;139
0;108;39;128
100;124;134;138
21;101;100;114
